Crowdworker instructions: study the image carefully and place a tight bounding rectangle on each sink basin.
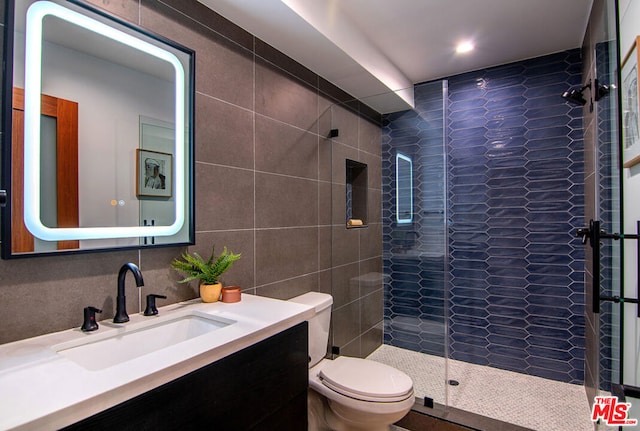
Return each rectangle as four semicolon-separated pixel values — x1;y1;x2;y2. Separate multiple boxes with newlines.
54;311;235;371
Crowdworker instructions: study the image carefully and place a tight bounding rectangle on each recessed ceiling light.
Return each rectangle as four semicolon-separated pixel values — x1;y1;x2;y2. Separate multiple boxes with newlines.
456;41;474;54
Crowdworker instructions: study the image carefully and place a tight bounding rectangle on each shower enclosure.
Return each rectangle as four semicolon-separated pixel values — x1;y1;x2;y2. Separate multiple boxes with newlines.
326;41;623;429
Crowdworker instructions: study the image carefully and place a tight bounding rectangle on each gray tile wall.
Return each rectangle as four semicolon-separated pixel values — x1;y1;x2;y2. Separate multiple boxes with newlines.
329;104;384;359
0;0;383;349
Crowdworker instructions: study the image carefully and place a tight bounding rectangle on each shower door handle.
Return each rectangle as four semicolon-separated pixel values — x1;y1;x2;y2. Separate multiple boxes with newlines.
577;219;640;316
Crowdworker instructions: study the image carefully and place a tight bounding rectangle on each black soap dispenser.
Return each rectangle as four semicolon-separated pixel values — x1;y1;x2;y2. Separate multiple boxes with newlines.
81;306;102;332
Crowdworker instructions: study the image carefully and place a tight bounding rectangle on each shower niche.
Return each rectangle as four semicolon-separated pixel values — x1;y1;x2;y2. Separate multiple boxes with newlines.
346;159;367;228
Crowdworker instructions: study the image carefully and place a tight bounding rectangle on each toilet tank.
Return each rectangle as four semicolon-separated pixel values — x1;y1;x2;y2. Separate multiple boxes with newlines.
289;292;333;367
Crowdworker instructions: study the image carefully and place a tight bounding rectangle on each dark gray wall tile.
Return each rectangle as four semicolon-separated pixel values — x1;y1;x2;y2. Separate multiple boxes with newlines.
196;94;254;169
87;0;140;22
255;117;319;179
255;227;318;286
360;116;383;156
362;288;384;331
331;105;359;149
333;300;361;348
255;59;319;131
331;225;360;267
256;273;318;300
255;173;318;228
195;163;254;231
155;0;254;50
360;223;383;260
0;250;138;343
361;325;383;357
339;336;361;358
331;263;360;309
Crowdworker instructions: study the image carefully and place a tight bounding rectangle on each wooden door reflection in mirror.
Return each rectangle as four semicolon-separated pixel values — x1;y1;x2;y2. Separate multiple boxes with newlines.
12;87;79;253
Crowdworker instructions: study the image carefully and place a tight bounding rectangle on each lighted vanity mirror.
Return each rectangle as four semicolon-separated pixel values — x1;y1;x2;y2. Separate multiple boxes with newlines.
1;0;195;257
396;153;413;224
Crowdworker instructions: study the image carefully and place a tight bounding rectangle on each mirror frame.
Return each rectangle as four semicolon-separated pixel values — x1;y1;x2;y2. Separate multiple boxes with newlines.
1;0;196;258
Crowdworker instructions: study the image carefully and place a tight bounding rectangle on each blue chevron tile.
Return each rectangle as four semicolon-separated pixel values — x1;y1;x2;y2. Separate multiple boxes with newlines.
383;50;586;385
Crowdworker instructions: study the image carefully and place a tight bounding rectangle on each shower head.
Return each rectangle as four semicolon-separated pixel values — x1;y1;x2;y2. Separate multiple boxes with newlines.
562;83;590;106
593;79;610;101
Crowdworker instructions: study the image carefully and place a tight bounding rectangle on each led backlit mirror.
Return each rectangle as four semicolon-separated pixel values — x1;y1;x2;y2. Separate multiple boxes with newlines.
2;0;195;257
396;152;413;224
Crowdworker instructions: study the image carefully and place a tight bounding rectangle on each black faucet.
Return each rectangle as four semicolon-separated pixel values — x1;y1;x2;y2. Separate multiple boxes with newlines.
113;263;145;323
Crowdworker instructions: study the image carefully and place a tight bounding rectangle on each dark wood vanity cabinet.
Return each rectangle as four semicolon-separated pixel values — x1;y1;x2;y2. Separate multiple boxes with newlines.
63;322;309;431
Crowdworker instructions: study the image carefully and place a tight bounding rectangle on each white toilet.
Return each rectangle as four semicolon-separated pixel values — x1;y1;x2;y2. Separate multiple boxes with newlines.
289;292;414;431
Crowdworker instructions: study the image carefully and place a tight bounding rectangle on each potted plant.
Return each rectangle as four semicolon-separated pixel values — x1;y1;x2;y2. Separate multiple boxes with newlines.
171;246;241;303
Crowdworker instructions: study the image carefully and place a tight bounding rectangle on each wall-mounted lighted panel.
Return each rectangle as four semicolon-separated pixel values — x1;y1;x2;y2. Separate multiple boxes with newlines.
23;0;186;241
396;153;413;224
346;159;367;227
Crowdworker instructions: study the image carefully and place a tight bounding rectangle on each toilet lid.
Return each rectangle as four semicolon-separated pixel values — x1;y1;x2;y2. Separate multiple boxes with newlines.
319;357;413;402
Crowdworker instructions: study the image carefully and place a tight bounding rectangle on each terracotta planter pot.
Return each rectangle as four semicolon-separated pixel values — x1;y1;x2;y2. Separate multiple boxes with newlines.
200;282;222;303
221;286;241;303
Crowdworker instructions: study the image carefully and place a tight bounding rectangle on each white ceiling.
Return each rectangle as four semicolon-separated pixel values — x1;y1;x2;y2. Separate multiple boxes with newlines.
199;0;593;112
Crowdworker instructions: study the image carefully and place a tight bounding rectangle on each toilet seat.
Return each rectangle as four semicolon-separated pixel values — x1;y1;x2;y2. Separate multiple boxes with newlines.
319;356;413;402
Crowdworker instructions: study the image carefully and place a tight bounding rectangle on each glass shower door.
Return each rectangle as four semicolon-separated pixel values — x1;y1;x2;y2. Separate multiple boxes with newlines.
327;82;450;408
380;81;450;406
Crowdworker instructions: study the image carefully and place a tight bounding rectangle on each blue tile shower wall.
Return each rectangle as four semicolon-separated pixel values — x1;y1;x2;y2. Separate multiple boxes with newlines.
382;50;586;384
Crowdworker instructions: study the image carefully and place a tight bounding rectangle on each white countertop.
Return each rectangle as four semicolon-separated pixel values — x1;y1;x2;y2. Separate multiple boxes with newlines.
0;294;314;431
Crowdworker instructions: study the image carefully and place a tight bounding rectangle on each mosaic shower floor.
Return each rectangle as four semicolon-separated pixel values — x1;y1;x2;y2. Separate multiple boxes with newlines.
367;345;596;431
